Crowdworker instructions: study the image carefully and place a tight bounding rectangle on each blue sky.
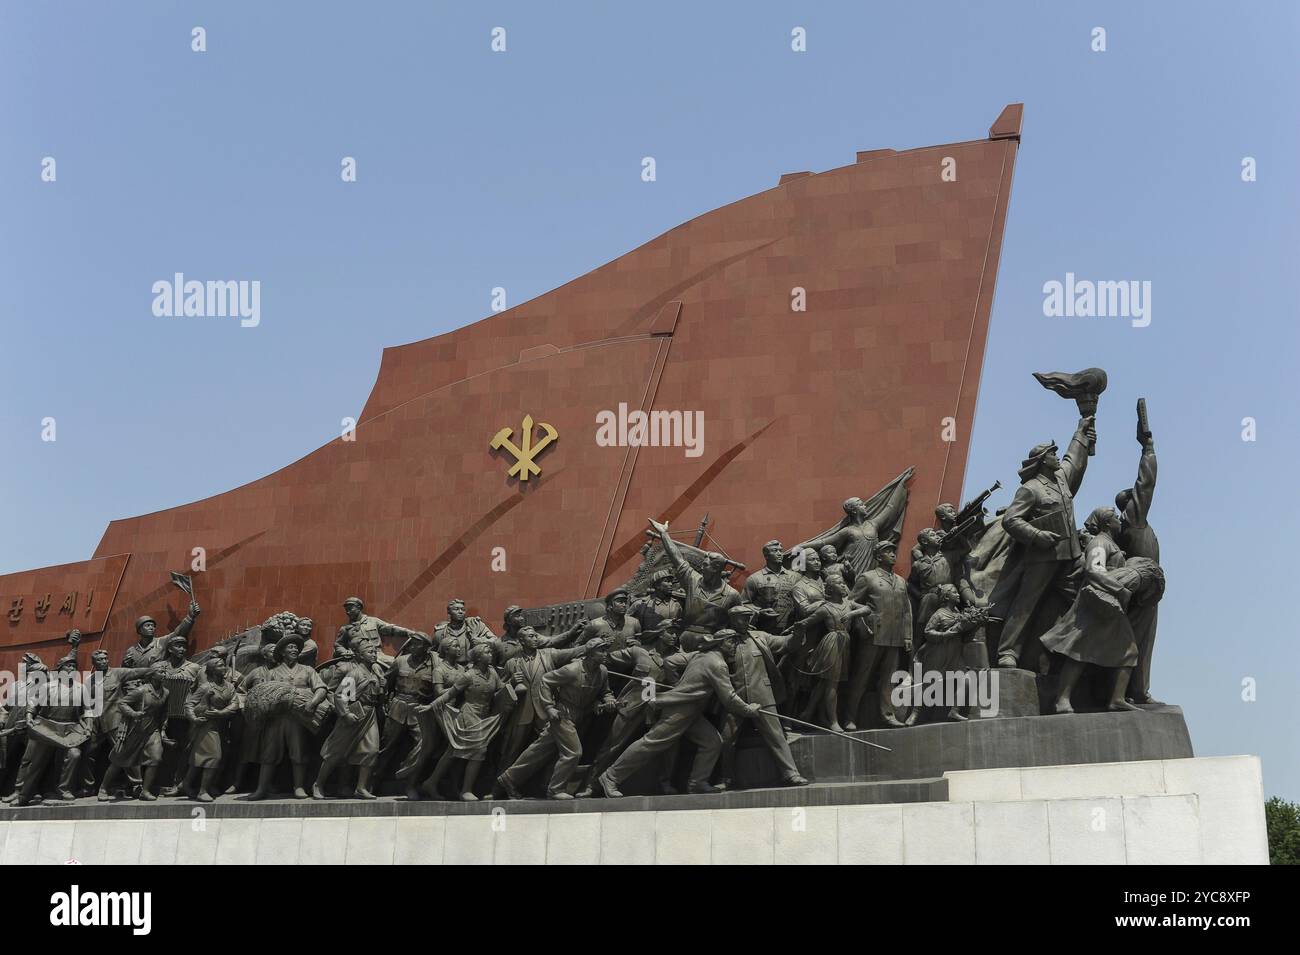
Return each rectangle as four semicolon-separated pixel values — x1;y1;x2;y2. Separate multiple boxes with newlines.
2;2;1297;799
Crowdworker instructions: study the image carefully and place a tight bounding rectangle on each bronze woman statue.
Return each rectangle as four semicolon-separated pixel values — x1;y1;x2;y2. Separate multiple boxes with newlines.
314;640;385;799
419;643;507;800
181;655;240;802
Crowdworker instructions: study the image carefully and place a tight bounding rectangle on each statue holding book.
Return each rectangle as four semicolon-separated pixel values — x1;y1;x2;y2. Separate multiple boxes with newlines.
989;410;1096;670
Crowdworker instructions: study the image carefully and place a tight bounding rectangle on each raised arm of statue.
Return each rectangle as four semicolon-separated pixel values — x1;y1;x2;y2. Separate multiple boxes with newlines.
1060;416;1095;495
649;519;690;583
1131;439;1157;528
874;473;912;534
796;524;850;556
539;625;582;649
172;600;200;640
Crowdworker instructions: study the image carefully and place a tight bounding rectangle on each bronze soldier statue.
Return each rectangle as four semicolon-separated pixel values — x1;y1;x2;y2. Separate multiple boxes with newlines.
597;629;761;798
79;649;153;797
648;518;740;649
845;540;913;730
717;604;809;789
628;569;683;637
156;634;204;797
2;654;53;802
12;647;90;805
1116;404;1161;703
579;589;641;649
496;626;588;773
741;540;800;627
335;596;421;660
497;639;617;800
431;598;496;667
495;605;529;663
989;414;1096;668
579;638;669;794
122;598;200;669
375;631;444;794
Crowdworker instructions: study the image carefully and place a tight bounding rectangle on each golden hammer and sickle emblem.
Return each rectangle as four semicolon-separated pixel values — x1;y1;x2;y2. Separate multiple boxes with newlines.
490;415;558;481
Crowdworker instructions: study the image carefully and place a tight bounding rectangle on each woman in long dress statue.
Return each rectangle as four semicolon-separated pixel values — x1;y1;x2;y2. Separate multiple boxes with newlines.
313;640;385;799
795;576;877;732
418;643;508;800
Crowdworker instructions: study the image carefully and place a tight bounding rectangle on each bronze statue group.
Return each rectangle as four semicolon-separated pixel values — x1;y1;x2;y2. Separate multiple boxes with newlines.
0;371;1164;805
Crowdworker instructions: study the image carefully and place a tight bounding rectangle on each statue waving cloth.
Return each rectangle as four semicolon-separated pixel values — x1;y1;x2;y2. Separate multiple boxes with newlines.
434;667;506;760
796;468;915;577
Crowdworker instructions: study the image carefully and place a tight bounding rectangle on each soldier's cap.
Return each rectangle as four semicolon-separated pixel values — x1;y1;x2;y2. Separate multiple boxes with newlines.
1019;441;1058;479
584;637;611;652
55;651;79;670
698;628;742;650
20;652;47;672
343;596;364;608
727;604;760;621
650;568;675;584
875;538;900;553
603;588;629;604
406;630;433;645
164;634;189;652
762;539;782;550
275;632;306;656
135;615;156;631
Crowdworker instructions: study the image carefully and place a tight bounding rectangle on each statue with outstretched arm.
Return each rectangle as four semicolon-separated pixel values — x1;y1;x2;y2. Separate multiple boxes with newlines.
796;468;914;576
649;518;739;645
1117;402;1161;702
989;414;1096;669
